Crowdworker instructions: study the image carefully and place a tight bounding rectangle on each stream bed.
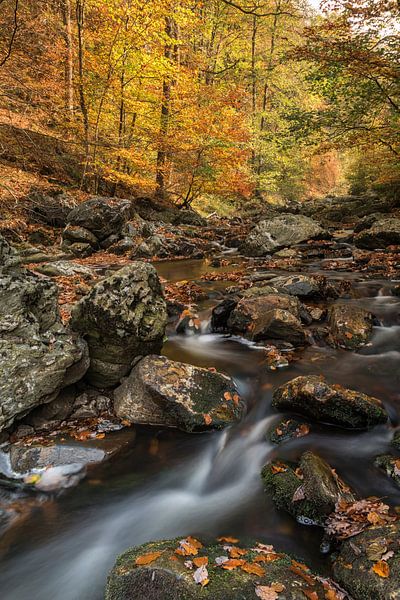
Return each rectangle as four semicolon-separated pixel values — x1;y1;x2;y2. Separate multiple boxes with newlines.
0;256;399;600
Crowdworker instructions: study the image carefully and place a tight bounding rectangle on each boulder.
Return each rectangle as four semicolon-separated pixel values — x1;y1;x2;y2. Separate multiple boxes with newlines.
333;523;400;599
114;355;244;431
0;270;89;431
27;188;76;227
374;455;400;488
70;262;168;387
211;298;239;333
66;196;133;241
262;451;355;526
268;417;311;445
328;303;373;350
227;295;307;345
267;274;348;300
0;233;20;273
240;214;326;257
33;260;94;278
273;375;387;429
106;537;345;600
354;217;400;249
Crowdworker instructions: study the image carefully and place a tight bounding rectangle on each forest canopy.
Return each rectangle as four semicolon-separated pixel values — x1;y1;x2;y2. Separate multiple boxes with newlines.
0;0;399;208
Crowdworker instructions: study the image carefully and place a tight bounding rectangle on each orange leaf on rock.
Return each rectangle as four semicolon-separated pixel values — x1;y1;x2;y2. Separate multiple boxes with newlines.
224;391;233;401
241;561;265;576
233;393;240;406
193;556;208;567
135;551;163;565
372;560;390;578
218;536;239;543
302;590;319;600
229;546;246;558
221;558;245;570
203;414;212;426
255;583;285;600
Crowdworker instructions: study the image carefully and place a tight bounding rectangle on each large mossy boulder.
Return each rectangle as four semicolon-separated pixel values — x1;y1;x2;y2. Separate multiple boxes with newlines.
328;303;374;350
261;451;355;526
114;355;244;431
272;375;387;429
333;523;400;600
70;262;167;388
106;537;345;600
0;268;89;431
240;214;326;257
227;295;308;345
354;217;400;249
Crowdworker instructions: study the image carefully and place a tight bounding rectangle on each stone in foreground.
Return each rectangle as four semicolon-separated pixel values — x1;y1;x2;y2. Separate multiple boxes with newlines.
272;375;387;429
106;537;347;600
333;523;400;600
328;303;373;350
114;355;244;431
262;451;355;526
240;214;326;257
70;262;167;387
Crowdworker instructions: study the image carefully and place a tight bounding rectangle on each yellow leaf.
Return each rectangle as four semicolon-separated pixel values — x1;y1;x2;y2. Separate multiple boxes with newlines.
135;551;163;565
372;560;390;578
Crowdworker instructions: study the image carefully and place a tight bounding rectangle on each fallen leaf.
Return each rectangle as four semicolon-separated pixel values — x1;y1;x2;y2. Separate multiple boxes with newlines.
229;546;247;558
292;485;306;502
233;393;240;406
135;551;163;565
255;583;285;600
372;560;390;578
215;556;229;565
271;463;287;474
175;536;203;556
221;558;246;570
193;565;209;587
218;536;239;543
203;414;212;426
302;590;319;600
241;562;265;576
224;391;233;401
193;556;208;567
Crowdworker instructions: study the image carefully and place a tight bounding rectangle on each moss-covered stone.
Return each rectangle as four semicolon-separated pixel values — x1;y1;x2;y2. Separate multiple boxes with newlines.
268;418;311;445
333;523;400;599
328;303;373;350
70;262;167;387
272;375;387;430
261;452;355;526
374;455;400;488
114;355;244;431
106;537;344;600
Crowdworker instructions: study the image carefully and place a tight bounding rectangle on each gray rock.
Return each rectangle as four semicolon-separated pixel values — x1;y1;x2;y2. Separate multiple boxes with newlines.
33;260;94;278
114;355;244;431
0;234;21;273
28;188;76;228
328;303;373;350
66;196;133;241
354;217;400;249
9;443;107;473
0;271;88;431
62;224;98;247
240;214;326;257
273;375;387;429
70;262;168;387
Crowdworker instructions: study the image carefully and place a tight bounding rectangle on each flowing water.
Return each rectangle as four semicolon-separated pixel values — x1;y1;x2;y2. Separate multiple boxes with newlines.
0;257;400;599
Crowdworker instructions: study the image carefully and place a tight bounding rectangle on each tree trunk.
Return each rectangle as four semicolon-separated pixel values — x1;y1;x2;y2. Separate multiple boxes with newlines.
76;0;90;189
62;0;74;116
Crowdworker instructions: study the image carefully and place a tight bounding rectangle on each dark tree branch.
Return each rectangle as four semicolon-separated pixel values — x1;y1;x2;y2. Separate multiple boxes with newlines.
0;0;19;67
220;0;296;18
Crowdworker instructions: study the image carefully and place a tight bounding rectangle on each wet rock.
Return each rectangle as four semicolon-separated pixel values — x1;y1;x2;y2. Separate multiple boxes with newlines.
261;451;355;525
0;270;89;431
241;285;277;298
24;387;76;431
268;417;311;445
353;213;385;234
106;537;344;600
34;260;94;278
267;274;322;298
227;295;307;345
333;522;400;600
211;297;238;333
354;217;400;249
70;262;167;387
374;455;400;488
328;303;373;350
9;442;107;474
240;214;326;257
108;238;135;256
273;375;387;429
176;310;201;336
392;430;400;449
63;224;99;247
114;355;244;431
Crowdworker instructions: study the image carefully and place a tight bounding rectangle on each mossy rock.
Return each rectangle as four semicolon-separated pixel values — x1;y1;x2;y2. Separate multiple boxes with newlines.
333;523;400;599
106;537;344;600
268;418;311;445
328;303;373;350
374;455;400;488
261;452;354;526
272;375;387;430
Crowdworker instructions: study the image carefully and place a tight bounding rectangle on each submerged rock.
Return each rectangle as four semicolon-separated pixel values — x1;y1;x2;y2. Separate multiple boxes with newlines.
262;452;354;525
333;523;400;600
114;355;244;431
70;262;167;387
0;269;89;432
240;214;326;257
272;375;387;429
328;303;373;350
268;417;311;445
106;537;345;600
227;294;308;345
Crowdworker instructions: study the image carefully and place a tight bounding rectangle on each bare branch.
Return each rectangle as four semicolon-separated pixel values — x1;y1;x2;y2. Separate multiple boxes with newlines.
0;0;19;68
220;0;296;17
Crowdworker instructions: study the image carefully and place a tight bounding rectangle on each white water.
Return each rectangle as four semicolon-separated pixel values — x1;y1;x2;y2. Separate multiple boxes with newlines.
0;416;274;600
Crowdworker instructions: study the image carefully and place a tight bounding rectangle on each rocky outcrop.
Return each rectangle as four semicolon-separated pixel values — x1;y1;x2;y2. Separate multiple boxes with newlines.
272;375;387;429
262;452;355;525
267;274;349;300
70;262;168;387
328;303;374;350
302;193;396;224
106;537;345;600
333;523;400;600
227;294;308;345
0;233;20;272
354;216;400;249
114;355;244;431
27;187;76;228
240;214;326;257
0;266;89;432
62;196;134;255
